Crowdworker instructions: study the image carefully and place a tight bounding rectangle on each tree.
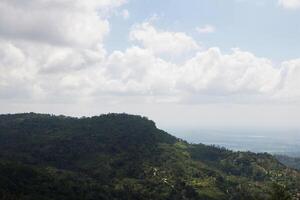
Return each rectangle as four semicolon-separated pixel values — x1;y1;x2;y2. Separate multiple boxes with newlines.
270;183;292;200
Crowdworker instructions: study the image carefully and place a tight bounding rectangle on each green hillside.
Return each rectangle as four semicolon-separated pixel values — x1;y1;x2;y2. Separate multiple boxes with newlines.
0;113;299;200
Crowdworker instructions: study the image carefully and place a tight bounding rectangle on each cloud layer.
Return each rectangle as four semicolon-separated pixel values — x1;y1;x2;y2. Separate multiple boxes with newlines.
0;0;126;47
0;0;299;106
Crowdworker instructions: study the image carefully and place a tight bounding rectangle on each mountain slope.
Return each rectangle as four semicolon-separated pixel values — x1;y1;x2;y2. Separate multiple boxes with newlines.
0;113;299;200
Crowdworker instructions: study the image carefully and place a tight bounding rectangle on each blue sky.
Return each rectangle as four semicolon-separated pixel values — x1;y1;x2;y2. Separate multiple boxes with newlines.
107;0;300;61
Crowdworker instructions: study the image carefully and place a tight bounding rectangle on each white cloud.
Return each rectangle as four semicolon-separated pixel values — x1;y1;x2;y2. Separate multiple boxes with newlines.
275;59;300;100
278;0;300;9
101;46;300;104
102;47;178;97
0;0;125;48
196;25;216;34
177;48;281;100
98;45;300;103
0;0;122;102
0;40;107;102
130;22;200;56
0;1;299;106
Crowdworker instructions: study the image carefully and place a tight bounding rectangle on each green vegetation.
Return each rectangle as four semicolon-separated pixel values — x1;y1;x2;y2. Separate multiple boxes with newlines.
0;113;299;200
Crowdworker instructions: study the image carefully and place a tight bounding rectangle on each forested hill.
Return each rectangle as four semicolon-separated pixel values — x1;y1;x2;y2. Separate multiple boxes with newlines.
0;113;299;200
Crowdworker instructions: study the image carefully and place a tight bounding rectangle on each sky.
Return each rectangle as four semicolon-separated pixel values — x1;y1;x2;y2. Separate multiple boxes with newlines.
0;0;300;130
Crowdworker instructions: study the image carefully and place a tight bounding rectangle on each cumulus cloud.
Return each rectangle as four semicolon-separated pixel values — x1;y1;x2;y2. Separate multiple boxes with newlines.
278;0;300;9
0;0;122;102
103;47;178;96
129;22;200;56
0;1;299;105
0;0;125;48
102;46;300;103
176;48;285;103
0;40;106;102
0;41;33;99
96;46;300;103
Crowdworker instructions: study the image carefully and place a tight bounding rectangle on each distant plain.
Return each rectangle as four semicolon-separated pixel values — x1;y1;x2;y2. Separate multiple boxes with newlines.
171;128;300;157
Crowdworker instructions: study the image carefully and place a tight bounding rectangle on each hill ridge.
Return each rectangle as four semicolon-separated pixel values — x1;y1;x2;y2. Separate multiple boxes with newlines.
0;113;299;200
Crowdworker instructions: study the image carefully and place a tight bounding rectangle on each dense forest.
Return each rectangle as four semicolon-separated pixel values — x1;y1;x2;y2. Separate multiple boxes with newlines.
0;113;299;200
